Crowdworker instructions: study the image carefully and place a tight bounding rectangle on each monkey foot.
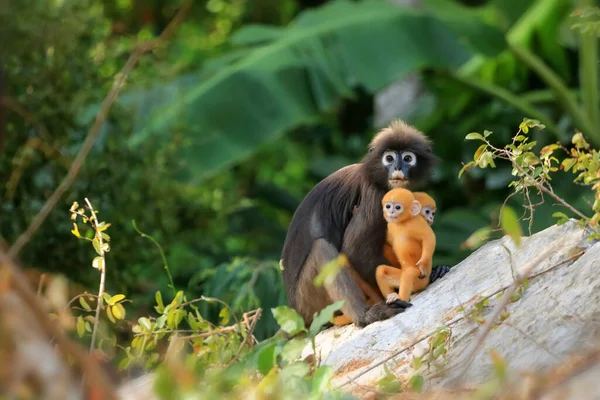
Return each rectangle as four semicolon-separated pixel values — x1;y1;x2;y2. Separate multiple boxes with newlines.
429;265;452;284
386;293;412;308
386;293;400;304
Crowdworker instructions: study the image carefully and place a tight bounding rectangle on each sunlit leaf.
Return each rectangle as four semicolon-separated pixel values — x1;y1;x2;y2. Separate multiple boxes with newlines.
313;254;347;288
112;304;126;320
489;349;507;379
309;300;345;336
139;317;152;332
79;297;92;311
408;375;425;392
311;365;334;394
71;223;81;238
92;256;104;271
500;206;522;246
281;338;308;363
272;305;306;336
465;132;484;140
76;316;85;337
219;307;230;325
109;294;125;305
92;237;102;255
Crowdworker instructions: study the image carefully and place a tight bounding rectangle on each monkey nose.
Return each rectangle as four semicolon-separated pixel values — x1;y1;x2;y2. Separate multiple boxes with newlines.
391;171;405;179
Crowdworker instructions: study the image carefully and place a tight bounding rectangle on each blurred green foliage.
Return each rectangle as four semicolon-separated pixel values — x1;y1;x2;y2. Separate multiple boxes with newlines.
1;0;599;342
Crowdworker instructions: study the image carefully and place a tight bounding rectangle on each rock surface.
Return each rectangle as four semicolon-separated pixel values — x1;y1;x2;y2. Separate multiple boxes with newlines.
301;220;600;397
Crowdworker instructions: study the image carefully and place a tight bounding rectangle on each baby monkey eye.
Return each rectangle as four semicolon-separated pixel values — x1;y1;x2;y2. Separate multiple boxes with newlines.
394;205;401;210
385;204;391;209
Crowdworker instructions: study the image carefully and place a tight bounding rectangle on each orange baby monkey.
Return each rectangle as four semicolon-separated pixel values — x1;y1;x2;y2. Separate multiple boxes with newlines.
382;192;435;267
376;188;436;304
413;192;436;225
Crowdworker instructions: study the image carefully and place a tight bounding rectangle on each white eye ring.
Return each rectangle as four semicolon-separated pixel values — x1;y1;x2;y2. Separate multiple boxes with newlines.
401;151;417;166
382;151;396;166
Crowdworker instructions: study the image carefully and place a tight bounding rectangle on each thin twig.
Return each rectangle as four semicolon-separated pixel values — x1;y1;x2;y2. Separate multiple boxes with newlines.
176;325;238;341
0;252;118;399
132;220;176;297
85;198;105;355
7;0;193;259
180;295;240;327
510;159;589;221
229;308;262;366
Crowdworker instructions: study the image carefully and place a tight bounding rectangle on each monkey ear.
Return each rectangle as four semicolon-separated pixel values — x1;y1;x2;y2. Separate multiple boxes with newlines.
410;200;422;216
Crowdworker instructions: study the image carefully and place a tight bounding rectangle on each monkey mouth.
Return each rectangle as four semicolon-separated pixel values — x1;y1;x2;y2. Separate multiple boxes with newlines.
384;215;398;223
388;179;407;188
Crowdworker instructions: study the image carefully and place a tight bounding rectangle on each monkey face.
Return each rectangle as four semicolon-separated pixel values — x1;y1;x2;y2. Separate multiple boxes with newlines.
422;206;435;225
362;121;437;191
381;150;417;188
382;188;422;223
383;201;404;222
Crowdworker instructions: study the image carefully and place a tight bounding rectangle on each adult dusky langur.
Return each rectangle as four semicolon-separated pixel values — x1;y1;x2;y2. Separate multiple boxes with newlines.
280;119;450;327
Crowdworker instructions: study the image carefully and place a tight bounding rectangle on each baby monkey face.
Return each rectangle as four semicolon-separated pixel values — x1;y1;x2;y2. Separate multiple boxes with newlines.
422;206;435;225
383;201;403;222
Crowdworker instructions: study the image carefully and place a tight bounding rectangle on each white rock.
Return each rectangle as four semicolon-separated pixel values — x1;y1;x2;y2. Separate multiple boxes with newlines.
301;220;600;396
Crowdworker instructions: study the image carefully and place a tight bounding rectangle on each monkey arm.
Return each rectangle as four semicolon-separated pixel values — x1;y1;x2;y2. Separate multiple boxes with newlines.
416;230;436;275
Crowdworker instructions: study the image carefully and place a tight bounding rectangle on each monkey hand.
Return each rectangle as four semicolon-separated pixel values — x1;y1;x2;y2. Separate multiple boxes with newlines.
357;300;412;327
416;259;428;279
429;265;452;284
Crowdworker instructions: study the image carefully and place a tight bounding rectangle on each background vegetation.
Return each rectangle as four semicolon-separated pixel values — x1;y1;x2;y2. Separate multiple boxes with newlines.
1;0;599;359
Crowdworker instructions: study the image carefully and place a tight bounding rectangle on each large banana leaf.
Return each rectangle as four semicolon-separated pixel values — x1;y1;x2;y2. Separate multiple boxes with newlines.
122;0;506;184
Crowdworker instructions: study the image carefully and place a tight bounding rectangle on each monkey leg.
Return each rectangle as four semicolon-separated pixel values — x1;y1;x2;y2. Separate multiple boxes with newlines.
397;267;421;302
349;267;384;304
333;315;353;326
375;265;403;298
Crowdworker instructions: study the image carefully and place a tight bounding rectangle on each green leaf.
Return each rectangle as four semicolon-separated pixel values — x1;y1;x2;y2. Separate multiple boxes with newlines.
97;222;111;232
154;291;165;314
92;256;104;271
309;300;345;336
311;365;334;394
458;161;475;178
257;342;277;375
229;24;283;46
408;375;425;393
108;294;125;306
219;307;230;325
500;206;522;247
281;338;308;363
461;226;492;250
71;223;81;238
79;297;92;311
121;0;505;184
465;132;484;140
112;304;125;320
92;237;102;255
272;305;306;336
489;349;507;380
138;317;152;332
313;255;347;288
106;305;116;323
76;316;85;337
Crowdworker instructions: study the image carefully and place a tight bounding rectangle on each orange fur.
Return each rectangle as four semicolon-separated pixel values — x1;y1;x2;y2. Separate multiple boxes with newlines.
375;188;436;302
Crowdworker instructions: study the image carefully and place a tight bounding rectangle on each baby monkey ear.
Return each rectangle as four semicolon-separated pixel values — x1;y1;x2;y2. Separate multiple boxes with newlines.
410;200;422;216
